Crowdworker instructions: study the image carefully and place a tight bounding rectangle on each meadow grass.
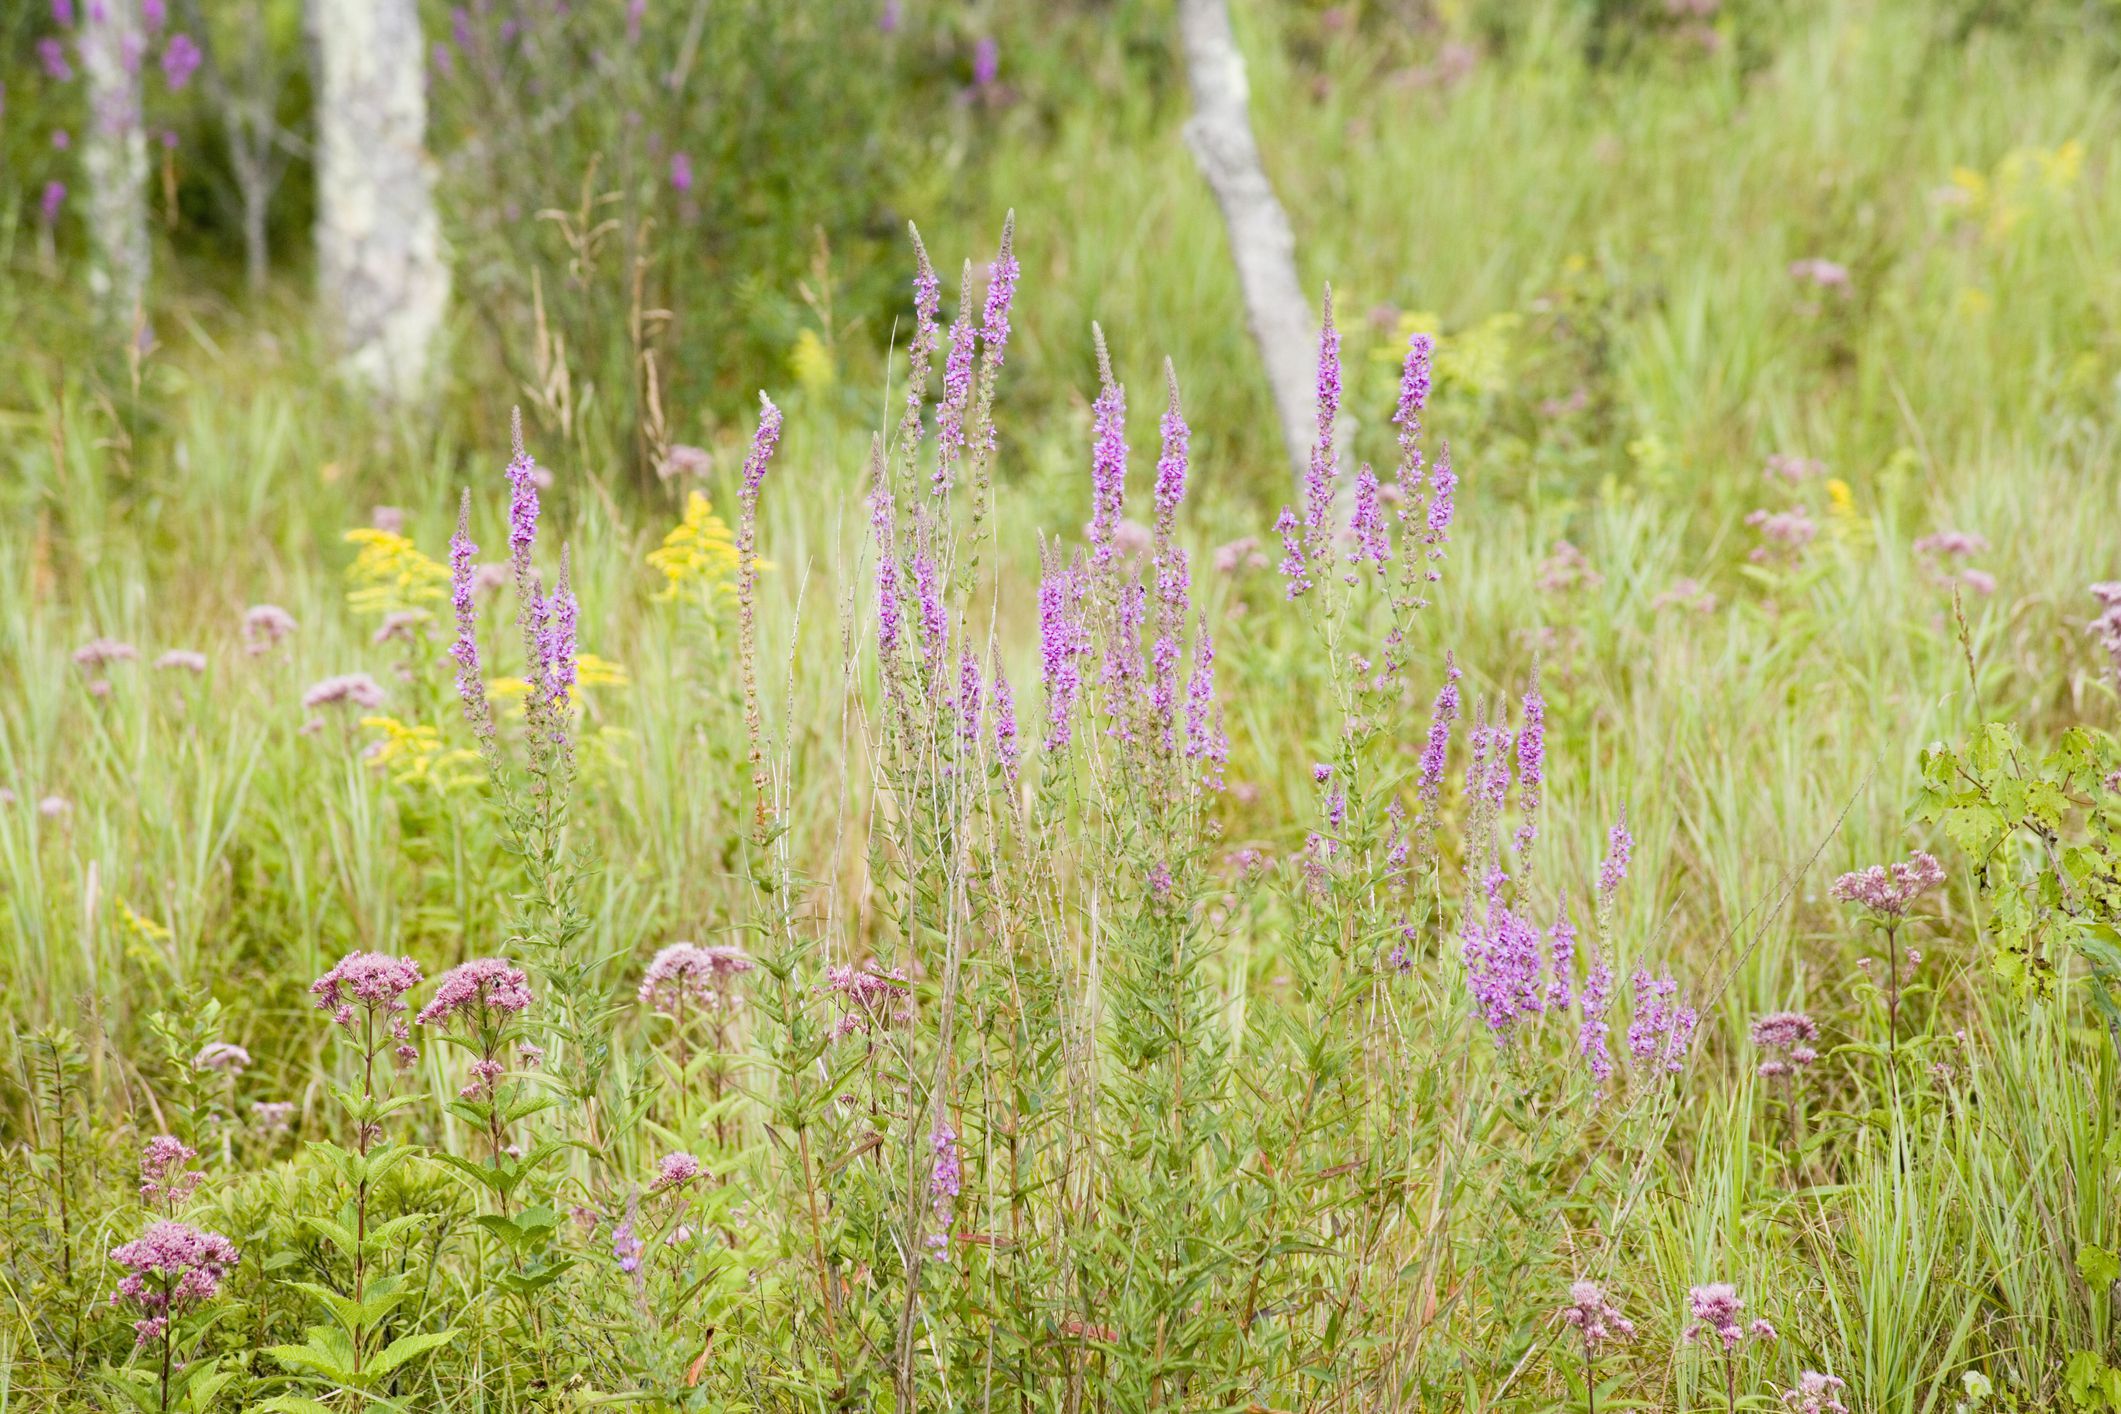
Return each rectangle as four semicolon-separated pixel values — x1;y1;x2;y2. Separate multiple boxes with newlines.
5;1;2121;1409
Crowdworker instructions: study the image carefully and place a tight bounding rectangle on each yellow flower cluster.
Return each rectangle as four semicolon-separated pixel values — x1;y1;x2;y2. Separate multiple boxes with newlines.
343;528;449;619
646;492;741;612
789;328;836;395
1371;309;1522;398
1945;140;2082;244
117;898;172;943
486;654;630;713
360;715;483;790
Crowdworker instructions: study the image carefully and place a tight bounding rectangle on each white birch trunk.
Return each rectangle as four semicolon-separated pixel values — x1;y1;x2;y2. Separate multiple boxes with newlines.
309;0;449;399
1178;0;1316;489
81;0;151;329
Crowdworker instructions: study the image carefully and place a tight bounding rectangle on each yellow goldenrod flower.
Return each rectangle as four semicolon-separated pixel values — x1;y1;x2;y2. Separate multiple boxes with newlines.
344;528;449;618
647;491;742;612
1371;310;1520;397
577;654;630;689
117;898;172;943
790;328;836;394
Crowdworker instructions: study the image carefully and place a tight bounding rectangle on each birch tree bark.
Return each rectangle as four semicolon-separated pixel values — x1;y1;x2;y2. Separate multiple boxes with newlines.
81;0;152;330
309;0;449;399
1178;0;1314;488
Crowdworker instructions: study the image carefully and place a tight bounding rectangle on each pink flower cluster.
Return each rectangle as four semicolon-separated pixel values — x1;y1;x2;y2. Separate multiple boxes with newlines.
139;1136;201;1209
108;1221;239;1345
1749;1010;1819;1078
1684;1282;1776;1349
1828;850;1944;918
310;951;424;1065
652;1151;703;1192
1745;506;1818;564
1558;1279;1635;1352
302;673;388;711
2092;582;2121;686
242;604;296;655
825;960;915;1039
1914;529;1995;597
193;1041;251;1074
637;942;755;1012
1781;1371;1850;1414
416;957;532;1027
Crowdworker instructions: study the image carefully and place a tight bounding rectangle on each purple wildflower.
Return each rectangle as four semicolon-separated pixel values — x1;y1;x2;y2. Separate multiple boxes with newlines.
1274;506;1310;599
1417;656;1461;819
241;605;295;655
301;673;387;712
416;958;532;1027
956;642;982;747
40;181;67;225
991;659;1020;781
160;33;200;90
1579;947;1614;1088
933;294;978;494
1685;1283;1775;1350
927;1117;962;1252
637;942;754;1012
193;1042;250;1074
39;38;72;81
1545;894;1575;1011
1780;1372;1850;1414
1350;463;1388;575
1088;332;1128;569
139;1136;201;1210
448;492;493;741
108;1222;238;1347
1514;674;1545;857
1301;288;1342;555
670;152;694;194
1828;850;1944;918
612;1220;643;1273
652;1151;703;1192
1596;811;1632;903
981;233;1019;369
1558;1280;1636;1352
972;36;998;88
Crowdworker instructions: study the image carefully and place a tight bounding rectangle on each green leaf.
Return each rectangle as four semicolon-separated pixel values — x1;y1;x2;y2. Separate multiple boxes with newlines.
296;1215;360;1258
366;1328;460;1378
2082;1244;2121;1290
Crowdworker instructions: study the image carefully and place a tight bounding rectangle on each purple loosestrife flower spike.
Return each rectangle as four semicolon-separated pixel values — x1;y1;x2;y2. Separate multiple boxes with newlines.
1597;810;1632;905
1545;892;1576;1012
1149;364;1192;748
1514;668;1545;858
736;394;784;832
448;491;495;746
1038;549;1088;751
505;408;540;575
1274;505;1311;599
991;657;1020;782
1350;463;1388;576
933;261;978;495
1087;326;1128;571
956;640;982;748
1579;946;1614;1089
1302;286;1342;561
1415;654;1461;837
1393;332;1434;474
1423;442;1457;580
981;221;1019;369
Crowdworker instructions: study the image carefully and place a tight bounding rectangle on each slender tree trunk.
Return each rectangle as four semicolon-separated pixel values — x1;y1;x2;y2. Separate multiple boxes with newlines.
308;0;449;399
1177;0;1314;489
81;0;152;331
